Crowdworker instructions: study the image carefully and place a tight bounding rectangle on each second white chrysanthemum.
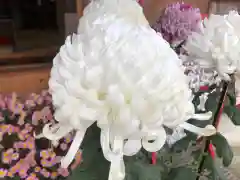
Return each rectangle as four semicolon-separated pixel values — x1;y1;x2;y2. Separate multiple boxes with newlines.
185;11;240;81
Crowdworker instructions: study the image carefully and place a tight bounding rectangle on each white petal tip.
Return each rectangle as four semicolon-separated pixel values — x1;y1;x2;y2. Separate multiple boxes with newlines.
60;159;69;169
193;111;212;120
202;125;217;136
179;122;216;137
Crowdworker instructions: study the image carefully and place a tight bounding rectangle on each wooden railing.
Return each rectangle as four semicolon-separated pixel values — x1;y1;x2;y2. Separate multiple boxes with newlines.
0;63;51;96
0;47;57;95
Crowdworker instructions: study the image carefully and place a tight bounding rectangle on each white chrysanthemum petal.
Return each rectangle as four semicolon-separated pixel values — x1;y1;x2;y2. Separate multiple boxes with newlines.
142;127;167;152
43;0;216;179
123;139;142;156
179;122;216;136
185;11;240;80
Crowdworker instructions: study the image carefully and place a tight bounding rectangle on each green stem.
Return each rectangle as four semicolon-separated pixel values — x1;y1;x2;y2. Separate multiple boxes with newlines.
196;81;229;180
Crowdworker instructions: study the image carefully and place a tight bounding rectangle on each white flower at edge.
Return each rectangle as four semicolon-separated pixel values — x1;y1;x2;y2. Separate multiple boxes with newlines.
41;1;216;180
179;54;221;91
185;11;240;81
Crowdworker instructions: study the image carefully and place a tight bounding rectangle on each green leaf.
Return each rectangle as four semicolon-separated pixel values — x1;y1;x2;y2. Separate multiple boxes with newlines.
205;91;220;114
166;167;197;180
171;133;197;152
70;125;110;180
226;93;236;106
124;151;162;180
223;106;234;118
213;163;228;180
125;163;161;180
231;107;240;125
209;133;234;167
201;154;228;180
223;105;240;125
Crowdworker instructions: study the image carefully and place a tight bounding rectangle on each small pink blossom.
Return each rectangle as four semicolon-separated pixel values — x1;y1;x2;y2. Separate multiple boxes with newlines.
14;138;35;150
12;152;19;160
60;143;68;151
0;125;19;135
44;95;52;104
19;169;28;178
41;106;52;123
0;168;8;178
26;174;39;180
17;111;26;125
41;159;53;167
41;90;49;96
25;99;36;108
32;111;42;126
57;168;69;177
0;95;6;108
64;134;73;143
40;150;50;159
24;123;33;132
41;169;50;178
36;97;44;105
52;156;62;164
2;148;14;164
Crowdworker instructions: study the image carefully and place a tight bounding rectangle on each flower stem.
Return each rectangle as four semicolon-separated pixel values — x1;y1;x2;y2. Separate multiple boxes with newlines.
196;80;229;180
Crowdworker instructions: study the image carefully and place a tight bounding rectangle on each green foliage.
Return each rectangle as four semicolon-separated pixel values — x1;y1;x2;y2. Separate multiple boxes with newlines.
223;105;240;125
200;155;228;180
125;158;162;180
205;90;220;115
210;133;234;167
69;125;110;180
223;83;240;125
69;82;238;180
166;167;197;180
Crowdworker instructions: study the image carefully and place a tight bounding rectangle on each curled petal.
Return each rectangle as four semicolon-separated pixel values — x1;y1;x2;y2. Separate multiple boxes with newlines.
123;139;141;156
142;129;166;152
179;122;216;136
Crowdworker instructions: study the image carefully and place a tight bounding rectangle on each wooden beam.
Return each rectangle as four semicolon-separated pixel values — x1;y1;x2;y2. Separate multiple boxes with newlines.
76;0;83;18
0;63;51;96
0;46;57;66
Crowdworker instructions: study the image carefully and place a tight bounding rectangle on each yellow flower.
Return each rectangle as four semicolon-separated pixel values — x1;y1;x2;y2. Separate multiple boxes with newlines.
3;152;8;157
19;169;26;175
7;171;13;177
40;159;48;167
0;169;7;178
2;157;10;164
51;172;58;179
27;142;34;149
40;150;49;159
12;153;19;160
0;125;7;131
30;173;36;177
34;166;41;173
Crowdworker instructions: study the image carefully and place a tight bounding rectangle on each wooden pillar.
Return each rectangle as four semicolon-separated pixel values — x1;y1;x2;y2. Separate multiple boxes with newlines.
56;0;66;43
0;64;51;96
76;0;83;18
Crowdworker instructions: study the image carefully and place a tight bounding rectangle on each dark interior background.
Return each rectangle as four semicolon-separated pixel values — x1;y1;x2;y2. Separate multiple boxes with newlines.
0;0;57;30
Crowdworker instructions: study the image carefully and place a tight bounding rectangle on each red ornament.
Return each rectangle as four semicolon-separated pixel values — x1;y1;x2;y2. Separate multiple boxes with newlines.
201;14;208;20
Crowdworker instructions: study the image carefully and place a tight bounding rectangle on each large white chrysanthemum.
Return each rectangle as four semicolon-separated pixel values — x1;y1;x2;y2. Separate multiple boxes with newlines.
42;0;215;179
185;11;240;81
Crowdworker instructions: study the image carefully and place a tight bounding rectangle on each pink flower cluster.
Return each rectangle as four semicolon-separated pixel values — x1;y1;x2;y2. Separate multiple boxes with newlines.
152;2;201;44
0;91;82;179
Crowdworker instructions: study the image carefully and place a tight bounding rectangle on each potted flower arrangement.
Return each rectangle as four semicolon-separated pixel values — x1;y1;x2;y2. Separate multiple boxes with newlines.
1;1;240;180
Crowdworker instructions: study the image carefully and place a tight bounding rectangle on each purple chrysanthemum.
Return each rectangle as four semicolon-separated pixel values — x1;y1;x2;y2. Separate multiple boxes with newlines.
152;2;201;44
